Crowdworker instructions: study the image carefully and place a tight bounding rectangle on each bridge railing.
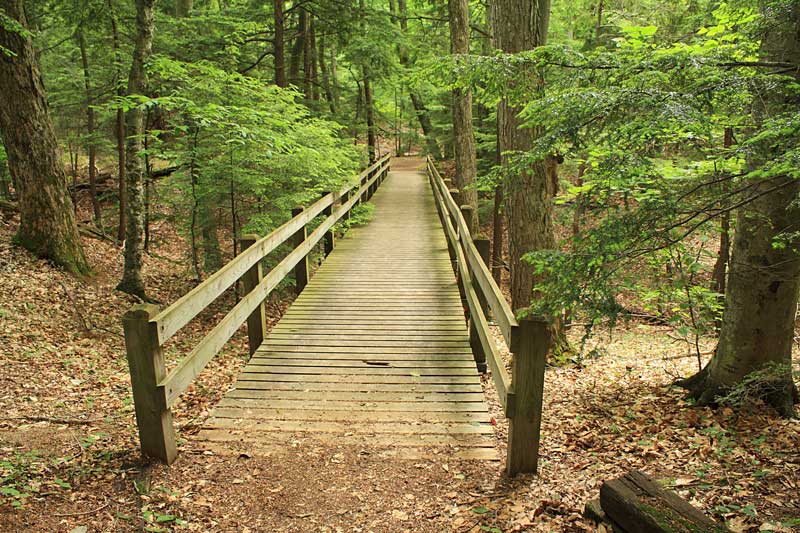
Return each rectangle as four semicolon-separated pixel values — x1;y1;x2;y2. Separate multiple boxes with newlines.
122;154;392;464
425;156;548;475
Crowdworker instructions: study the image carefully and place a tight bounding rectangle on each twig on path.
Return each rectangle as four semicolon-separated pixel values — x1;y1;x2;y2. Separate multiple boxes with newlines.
53;497;110;517
2;415;101;426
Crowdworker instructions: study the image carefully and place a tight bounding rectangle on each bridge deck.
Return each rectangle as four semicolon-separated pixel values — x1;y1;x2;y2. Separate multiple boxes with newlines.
198;162;495;459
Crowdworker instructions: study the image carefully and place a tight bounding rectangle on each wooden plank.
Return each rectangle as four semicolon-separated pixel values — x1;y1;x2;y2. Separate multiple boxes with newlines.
255;345;473;354
241;365;477;376
222;390;486;403
212;404;490;423
197;429;495;448
229;382;483;394
252;352;475;362
236;374;480;384
247;358;475;368
260;339;470;348
204;418;494;435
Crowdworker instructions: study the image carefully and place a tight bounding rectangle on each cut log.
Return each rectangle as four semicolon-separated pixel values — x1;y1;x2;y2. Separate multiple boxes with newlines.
599;470;729;533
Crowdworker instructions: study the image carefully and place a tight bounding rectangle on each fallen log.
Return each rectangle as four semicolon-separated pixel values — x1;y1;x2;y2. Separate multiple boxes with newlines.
596;470;729;533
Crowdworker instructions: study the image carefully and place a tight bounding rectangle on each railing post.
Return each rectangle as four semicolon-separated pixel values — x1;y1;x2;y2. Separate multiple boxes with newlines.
507;316;549;475
240;234;266;355
291;206;309;294
341;189;351;222
474;236;491;317
461;204;487;374
322;192;335;256
123;304;177;464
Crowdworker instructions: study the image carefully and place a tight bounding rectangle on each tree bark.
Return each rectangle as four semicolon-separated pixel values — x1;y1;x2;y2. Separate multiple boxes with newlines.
680;3;800;417
364;71;376;163
448;0;479;232
493;0;569;356
117;0;156;298
397;0;443;160
711;127;733;299
175;0;192;17
109;0;127;242
274;0;287;87
318;34;336;114
78;29;102;226
491;185;504;284
288;10;303;85
301;8;312;99
0;0;90;275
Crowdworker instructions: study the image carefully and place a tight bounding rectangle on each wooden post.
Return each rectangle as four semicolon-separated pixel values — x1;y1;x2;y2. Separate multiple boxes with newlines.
240;235;266;355
341;190;351;221
460;205;486;373
507;317;549;475
291;206;309;294
322;192;335;256
122;304;177;464
474;237;491;317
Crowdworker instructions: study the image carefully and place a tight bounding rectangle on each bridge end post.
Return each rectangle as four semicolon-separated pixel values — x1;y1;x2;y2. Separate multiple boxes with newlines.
240;234;267;355
291;207;309;294
122;304;177;465
506;316;549;476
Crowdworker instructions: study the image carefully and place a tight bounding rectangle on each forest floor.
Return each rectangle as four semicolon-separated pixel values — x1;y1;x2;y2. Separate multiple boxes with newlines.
1;182;800;532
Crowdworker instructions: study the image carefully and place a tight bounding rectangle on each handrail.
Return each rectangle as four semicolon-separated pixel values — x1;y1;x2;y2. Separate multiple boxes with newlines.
122;153;392;464
425;155;549;475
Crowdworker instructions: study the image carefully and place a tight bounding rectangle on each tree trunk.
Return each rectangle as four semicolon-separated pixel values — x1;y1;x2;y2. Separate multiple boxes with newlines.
491;185;504;284
117;0;156;298
274;0;287;87
175;0;192;17
78;29;102;226
397;0;442;160
309;17;319;101
288;10;303;85
448;0;479;232
364;71;376;163
318;34;336;114
680;3;800;417
301;8;312;99
0;0;89;275
109;0;127;242
494;0;569;356
711;127;733;298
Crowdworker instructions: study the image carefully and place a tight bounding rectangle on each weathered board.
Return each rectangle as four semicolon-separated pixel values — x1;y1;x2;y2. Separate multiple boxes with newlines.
198;165;496;460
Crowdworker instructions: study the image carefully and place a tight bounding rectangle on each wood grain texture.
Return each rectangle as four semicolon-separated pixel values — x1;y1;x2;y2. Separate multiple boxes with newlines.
200;163;495;459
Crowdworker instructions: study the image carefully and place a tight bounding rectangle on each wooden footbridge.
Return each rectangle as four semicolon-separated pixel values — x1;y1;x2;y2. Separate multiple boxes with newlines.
123;156;549;475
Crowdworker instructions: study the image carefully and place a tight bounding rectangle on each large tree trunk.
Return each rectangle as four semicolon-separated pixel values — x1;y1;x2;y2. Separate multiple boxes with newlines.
0;0;89;275
109;0;127;242
117;0;156;298
448;0;479;232
680;3;800;417
78;29;102;226
493;0;569;356
274;0;287;87
397;0;443;160
493;0;551;311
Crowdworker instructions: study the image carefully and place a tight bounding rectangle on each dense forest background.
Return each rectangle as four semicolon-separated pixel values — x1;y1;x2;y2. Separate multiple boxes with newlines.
0;0;799;531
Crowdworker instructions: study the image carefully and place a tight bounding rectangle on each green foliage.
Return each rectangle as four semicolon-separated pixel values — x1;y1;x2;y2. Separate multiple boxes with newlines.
336;201;375;235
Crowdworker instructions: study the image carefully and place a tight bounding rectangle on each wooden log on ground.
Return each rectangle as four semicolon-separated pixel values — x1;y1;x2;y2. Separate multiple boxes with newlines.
599;470;729;533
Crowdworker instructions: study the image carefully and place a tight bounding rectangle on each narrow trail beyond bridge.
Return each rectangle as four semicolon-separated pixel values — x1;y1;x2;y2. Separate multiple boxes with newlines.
198;158;496;460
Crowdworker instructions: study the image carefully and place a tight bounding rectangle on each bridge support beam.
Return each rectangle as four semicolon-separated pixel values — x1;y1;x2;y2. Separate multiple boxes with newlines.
507;317;549;475
240;234;267;355
122;304;177;464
